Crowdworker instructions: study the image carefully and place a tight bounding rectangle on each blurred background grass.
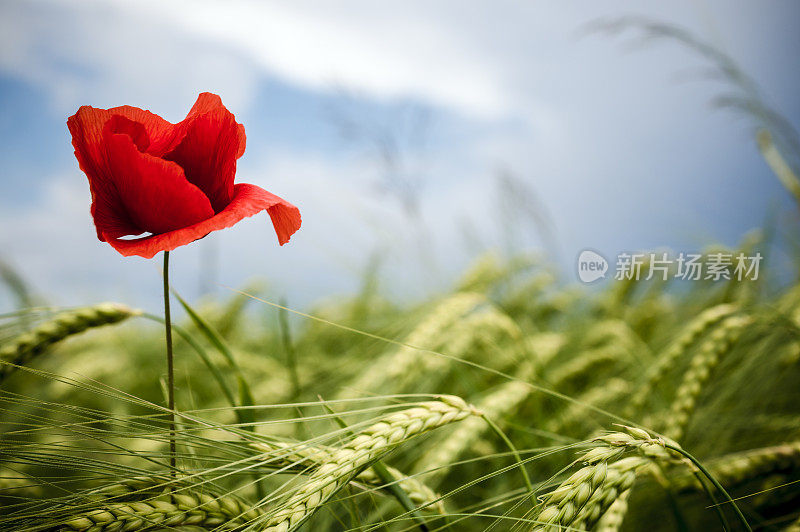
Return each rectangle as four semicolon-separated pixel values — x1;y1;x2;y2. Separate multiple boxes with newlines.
1;240;800;529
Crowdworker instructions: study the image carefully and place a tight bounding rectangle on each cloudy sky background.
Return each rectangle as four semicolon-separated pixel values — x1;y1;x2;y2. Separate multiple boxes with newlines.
1;0;799;313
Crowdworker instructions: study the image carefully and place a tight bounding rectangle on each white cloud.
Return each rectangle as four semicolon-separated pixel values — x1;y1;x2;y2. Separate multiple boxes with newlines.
0;0;259;117
112;0;513;118
1;0;548;120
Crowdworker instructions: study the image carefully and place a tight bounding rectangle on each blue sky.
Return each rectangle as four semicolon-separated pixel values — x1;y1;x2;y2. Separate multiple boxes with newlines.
1;0;799;312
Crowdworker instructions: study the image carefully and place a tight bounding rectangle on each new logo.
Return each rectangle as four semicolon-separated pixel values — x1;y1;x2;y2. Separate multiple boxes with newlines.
577;250;608;283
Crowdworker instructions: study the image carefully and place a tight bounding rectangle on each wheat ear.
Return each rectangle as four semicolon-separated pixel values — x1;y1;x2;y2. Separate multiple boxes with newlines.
583;319;644;356
43;475;263;531
531;427;678;532
58;491;263;531
546;347;626;390
594;488;631;532
252;440;445;513
389;305;524;392
413;374;532;482
784;514;800;532
340;293;484;397
262;396;475;531
0;303;138;380
437;307;522;363
545;378;630;436
663;315;751;440
628;303;738;414
674;441;800;493
524;332;566;368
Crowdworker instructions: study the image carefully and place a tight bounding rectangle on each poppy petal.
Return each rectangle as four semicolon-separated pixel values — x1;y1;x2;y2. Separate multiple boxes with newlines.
108;97;227;156
68;104;194;240
106;105;173;148
163;106;245;212
103;184;301;258
186;93;246;159
68;95;233;188
146;93;244;158
68;106;144;240
104;130;215;235
186;92;230;121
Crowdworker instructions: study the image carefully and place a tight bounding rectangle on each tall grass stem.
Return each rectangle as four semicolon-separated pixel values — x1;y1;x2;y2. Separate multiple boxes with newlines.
664;443;751;532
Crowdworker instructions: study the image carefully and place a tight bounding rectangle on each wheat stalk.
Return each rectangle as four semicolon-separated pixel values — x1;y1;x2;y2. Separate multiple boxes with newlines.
663;315;752;440
262;396;475;531
0;303;139;380
251;440;445;513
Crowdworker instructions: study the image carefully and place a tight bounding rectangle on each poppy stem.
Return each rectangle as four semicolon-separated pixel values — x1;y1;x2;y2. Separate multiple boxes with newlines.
163;250;177;485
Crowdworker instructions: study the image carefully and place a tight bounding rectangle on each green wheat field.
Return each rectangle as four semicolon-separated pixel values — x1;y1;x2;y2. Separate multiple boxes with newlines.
1;235;799;531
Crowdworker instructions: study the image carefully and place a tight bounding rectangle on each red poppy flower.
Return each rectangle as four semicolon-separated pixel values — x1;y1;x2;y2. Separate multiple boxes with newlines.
67;92;301;259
